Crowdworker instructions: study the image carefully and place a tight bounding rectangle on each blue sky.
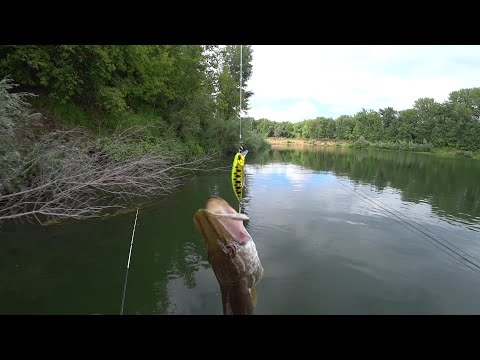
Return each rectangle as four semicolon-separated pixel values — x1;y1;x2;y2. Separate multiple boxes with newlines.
244;45;480;123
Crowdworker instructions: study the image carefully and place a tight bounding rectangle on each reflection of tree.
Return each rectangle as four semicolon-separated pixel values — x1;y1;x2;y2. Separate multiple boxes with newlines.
171;242;205;289
152;278;171;314
251;147;480;223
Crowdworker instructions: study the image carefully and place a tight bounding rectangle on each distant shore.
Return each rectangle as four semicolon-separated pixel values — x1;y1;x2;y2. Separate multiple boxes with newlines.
265;137;480;160
266;137;348;146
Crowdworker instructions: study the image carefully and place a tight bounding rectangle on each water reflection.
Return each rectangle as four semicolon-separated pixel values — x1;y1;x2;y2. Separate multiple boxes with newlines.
254;145;480;228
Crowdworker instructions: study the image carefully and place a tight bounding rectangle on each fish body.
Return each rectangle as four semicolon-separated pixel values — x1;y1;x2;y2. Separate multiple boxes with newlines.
193;196;263;315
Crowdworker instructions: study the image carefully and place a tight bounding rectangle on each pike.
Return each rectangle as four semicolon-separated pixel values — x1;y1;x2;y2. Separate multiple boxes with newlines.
193;197;264;315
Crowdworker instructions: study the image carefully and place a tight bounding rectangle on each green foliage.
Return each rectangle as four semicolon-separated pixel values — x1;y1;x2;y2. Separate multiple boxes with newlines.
182;138;206;157
43;100;90;127
102;138;155;161
242;130;271;153
222;45;254;109
0;45;264;157
455;150;474;158
371;140;433;152
449;88;480;118
353;136;369;148
97;86;128;115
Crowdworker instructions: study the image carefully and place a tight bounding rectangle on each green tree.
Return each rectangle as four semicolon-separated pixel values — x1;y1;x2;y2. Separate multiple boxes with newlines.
449;88;480;120
221;45;254;112
413;98;441;143
378;107;399;140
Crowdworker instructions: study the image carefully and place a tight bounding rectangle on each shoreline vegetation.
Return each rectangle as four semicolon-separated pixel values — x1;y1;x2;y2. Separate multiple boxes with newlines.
266;137;480;160
0;45;270;225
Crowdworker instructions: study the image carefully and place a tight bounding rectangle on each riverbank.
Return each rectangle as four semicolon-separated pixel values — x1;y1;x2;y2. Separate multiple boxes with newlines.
266;138;349;146
266;137;480;160
428;148;480;160
1;77;268;225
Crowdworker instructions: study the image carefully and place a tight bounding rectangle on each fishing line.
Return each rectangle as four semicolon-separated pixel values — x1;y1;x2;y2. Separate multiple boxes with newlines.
333;177;480;272
238;45;243;214
239;44;243;145
335;177;480;271
335;179;480;272
336;177;480;268
120;208;139;315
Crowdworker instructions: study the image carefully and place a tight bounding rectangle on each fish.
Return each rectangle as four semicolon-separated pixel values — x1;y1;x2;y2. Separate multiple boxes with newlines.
193;196;263;315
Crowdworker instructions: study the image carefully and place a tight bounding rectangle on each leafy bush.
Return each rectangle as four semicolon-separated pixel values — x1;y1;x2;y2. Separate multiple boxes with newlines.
242;130;271;153
353;136;369;148
455;150;473;158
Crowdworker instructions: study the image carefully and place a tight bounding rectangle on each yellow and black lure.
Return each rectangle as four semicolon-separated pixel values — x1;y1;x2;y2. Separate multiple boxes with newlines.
231;147;248;202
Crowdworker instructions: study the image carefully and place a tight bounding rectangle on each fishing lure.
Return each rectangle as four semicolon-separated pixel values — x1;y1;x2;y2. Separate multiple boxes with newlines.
231;147;248;202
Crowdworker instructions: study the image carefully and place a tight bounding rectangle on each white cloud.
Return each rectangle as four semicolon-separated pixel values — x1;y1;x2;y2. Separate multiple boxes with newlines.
244;45;480;122
248;100;319;123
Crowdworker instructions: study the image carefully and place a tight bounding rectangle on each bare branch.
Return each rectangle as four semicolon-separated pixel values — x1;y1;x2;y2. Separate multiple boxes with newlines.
1;126;218;224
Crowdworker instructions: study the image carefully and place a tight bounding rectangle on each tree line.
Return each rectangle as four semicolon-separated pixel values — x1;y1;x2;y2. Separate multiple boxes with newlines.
252;90;480;151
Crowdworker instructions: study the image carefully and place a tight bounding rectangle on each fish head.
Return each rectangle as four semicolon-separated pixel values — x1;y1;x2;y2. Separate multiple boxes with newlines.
193;196;263;289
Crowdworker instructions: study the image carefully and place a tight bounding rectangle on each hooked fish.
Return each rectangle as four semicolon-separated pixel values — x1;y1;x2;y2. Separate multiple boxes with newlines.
193;196;263;315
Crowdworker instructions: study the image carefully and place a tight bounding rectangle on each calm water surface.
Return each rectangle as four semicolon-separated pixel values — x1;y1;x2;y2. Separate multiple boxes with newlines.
1;145;479;314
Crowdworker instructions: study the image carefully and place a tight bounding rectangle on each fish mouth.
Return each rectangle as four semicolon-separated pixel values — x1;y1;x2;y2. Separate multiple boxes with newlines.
193;197;252;252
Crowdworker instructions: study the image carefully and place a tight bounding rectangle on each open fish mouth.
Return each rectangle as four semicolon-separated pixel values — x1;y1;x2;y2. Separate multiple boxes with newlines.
194;197;252;250
193;196;263;285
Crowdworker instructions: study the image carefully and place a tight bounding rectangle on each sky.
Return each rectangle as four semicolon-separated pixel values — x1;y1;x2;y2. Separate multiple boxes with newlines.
244;45;480;123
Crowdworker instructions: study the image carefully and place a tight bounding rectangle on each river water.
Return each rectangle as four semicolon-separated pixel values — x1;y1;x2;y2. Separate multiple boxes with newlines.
1;145;479;314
